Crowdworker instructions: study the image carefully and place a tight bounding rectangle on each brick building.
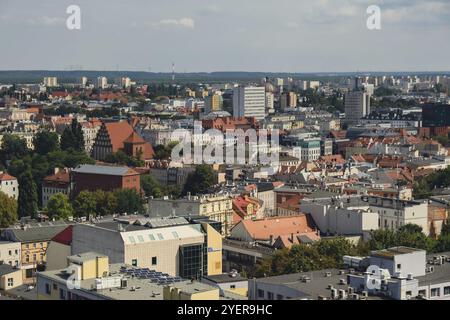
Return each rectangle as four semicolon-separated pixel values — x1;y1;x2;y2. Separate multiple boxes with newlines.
71;164;141;197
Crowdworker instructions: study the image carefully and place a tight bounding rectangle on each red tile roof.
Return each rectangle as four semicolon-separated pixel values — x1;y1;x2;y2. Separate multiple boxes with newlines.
0;172;16;181
235;214;318;241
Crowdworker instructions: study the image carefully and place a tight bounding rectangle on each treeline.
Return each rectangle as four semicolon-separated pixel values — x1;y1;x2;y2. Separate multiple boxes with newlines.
414;167;450;199
254;224;450;278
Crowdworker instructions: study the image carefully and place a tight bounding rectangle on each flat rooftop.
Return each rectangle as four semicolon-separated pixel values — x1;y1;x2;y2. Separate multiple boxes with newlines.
38;264;216;300
371;247;424;260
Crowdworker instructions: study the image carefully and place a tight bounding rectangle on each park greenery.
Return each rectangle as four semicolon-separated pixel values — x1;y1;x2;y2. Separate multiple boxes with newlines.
254;224;450;278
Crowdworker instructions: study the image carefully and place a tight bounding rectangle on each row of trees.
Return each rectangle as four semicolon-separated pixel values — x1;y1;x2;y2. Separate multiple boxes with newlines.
254;224;450;278
0;119;94;221
46;189;144;220
414;167;450;199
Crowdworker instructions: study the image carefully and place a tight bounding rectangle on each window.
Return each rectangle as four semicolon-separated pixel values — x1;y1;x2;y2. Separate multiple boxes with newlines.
257;289;264;298
431;288;440;297
137;235;144;243
267;291;274;300
172;231;179;239
230;285;236;289
151;257;157;266
132;259;138;267
397;264;402;270
53;283;58;290
7;278;13;287
128;236;136;244
157;233;164;240
444;287;450;296
45;283;51;295
8;250;12;256
149;234;155;241
25;255;30;263
60;289;66;300
277;294;284;300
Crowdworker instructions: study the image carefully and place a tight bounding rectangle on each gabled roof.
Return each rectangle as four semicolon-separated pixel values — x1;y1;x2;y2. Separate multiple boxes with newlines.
0;172;16;181
123;131;146;144
233;214;318;241
104;121;135;152
51;225;73;246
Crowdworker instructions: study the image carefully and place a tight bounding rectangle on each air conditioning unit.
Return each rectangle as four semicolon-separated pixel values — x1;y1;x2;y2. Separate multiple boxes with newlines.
324;272;332;277
338;289;347;300
339;278;347;285
331;288;338;299
348;287;354;295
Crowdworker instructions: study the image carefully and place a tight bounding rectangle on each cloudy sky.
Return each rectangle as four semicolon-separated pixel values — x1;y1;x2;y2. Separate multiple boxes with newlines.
0;0;449;72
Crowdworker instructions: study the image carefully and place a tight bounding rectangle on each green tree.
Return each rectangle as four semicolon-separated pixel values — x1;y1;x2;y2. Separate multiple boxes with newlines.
141;174;162;198
33;131;60;155
114;189;143;214
182;165;215;196
73;191;97;218
18;170;38;218
46;193;73;220
0;134;29;166
94;190;118;216
60;119;85;152
0;191;18;228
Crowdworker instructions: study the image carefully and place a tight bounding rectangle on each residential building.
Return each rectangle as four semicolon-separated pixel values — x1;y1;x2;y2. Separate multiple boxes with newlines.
230;215;320;246
233;86;266;121
97;76;108;89
1;223;69;283
204;93;223;114
0;264;23;291
43;77;58;87
148;194;233;235
0;172;18;199
0;241;21;267
42;168;71;207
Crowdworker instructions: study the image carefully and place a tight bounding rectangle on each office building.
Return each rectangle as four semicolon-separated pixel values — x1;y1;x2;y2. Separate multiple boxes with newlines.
233;86;266;121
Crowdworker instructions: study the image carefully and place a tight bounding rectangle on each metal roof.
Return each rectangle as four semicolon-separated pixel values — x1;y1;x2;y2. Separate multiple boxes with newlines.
73;164;137;176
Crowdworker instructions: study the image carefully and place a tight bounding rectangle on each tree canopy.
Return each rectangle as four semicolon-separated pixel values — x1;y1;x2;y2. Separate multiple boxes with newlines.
0;191;18;228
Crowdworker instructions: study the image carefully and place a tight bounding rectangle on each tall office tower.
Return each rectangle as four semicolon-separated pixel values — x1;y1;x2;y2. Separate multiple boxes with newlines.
233;86;266;121
265;92;275;114
280;92;298;110
79;77;88;87
204;93;224;114
43;77;58;87
97;76;108;89
344;91;371;125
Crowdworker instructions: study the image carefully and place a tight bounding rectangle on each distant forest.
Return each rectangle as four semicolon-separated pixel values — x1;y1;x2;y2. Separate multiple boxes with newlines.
0;70;449;85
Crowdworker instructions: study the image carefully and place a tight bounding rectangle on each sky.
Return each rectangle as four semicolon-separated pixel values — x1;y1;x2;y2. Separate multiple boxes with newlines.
0;0;449;72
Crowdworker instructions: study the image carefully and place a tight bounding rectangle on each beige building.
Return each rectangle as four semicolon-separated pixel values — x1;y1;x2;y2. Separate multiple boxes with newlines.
0;172;18;199
72;217;223;279
0;241;21;267
37;253;220;300
148;194;234;235
0;264;23;291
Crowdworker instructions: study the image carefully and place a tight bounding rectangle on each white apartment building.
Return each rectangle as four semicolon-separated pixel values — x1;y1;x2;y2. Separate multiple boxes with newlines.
97;76;108;89
0;172;18;199
43;77;58;87
233;86;266;121
0;241;21;267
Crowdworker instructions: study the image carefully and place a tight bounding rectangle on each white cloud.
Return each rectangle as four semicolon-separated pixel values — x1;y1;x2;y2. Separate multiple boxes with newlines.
146;17;195;29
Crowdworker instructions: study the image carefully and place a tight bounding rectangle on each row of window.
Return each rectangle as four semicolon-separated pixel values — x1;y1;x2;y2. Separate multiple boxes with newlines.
25;253;44;263
25;242;47;249
1;249;19;257
128;232;169;244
